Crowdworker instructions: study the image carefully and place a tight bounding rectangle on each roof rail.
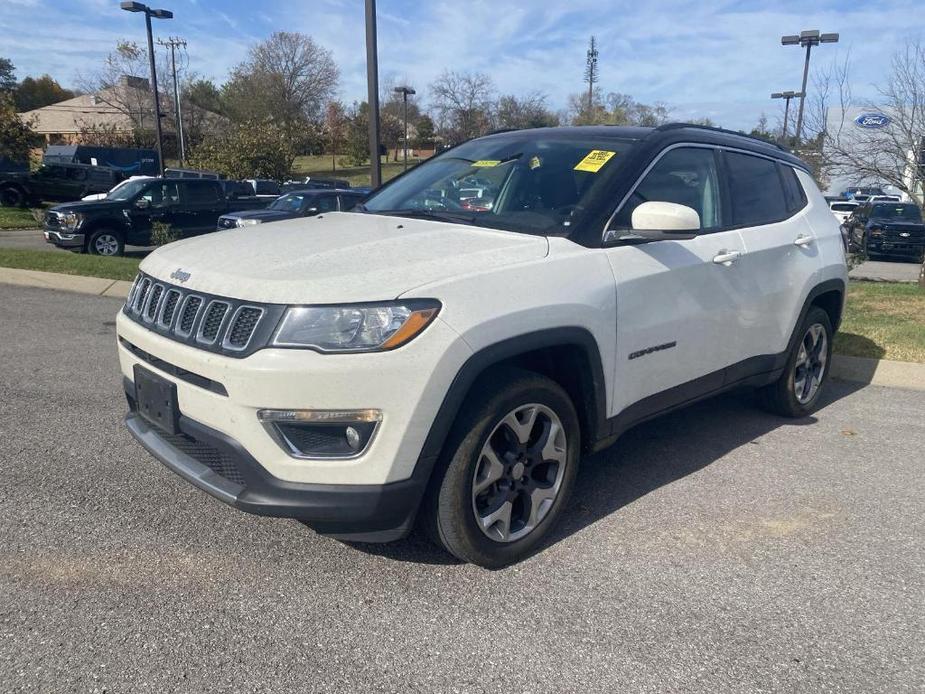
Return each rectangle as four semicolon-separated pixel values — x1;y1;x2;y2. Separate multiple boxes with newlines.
654;122;789;152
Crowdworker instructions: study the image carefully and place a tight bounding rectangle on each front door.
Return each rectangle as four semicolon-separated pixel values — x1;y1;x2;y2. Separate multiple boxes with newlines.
604;145;748;416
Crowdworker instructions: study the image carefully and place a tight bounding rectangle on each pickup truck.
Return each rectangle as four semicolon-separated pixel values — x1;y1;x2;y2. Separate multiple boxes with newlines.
844;201;925;262
1;162;123;207
44;177;271;256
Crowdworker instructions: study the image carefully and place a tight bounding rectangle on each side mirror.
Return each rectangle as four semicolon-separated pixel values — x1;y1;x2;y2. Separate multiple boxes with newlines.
134;198;150;210
604;201;700;245
306;207;319;214
632;201;700;232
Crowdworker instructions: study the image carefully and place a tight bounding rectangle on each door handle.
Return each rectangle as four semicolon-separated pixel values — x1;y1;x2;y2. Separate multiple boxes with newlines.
712;250;742;265
793;234;814;247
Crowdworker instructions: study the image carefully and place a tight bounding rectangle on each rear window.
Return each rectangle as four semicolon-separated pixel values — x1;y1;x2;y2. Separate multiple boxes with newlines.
780;165;807;213
725;151;788;226
255;180;281;195
830;203;856;212
183;180;221;204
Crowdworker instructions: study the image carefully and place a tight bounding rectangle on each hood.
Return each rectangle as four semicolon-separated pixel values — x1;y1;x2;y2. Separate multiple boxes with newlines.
50;199;125;214
140;212;549;304
224;208;300;222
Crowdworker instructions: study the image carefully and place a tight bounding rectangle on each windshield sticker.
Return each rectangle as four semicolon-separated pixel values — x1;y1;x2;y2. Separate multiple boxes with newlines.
574;150;616;173
472;160;501;168
529;156;542;170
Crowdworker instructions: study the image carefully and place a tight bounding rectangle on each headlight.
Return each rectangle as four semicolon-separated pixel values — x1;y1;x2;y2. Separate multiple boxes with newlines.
62;212;81;229
237;218;262;227
869;226;882;237
271;301;440;352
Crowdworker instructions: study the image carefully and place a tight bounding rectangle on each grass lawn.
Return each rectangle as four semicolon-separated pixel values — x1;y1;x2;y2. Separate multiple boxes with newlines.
291;155;419;187
0;206;43;230
0;248;139;281
835;280;925;363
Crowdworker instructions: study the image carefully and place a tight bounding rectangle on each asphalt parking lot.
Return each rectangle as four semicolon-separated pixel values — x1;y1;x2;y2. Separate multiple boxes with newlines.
1;284;923;693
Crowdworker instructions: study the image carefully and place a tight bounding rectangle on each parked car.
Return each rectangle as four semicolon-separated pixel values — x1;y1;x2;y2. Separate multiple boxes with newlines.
842;186;884;200
43;177;272;256
116;124;847;567
844;202;925;261
829;199;858;225
82;175;155;201
0;162;123;207
217;189;367;229
869;195;902;203
244;179;282;198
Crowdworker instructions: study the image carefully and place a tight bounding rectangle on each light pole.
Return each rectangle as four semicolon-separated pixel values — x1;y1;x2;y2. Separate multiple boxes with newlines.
365;0;381;188
781;29;838;145
157;36;186;166
393;86;416;170
771;90;803;144
121;1;173;175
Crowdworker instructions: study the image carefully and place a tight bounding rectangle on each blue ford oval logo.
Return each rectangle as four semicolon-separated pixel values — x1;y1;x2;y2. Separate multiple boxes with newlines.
854;113;891;129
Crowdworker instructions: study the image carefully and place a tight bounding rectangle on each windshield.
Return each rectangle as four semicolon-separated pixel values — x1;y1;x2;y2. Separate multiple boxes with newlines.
108;179;153;201
362;133;634;235
870;204;922;221
270;193;309;212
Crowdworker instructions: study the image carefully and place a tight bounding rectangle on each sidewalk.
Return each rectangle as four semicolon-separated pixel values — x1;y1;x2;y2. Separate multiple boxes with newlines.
0;266;132;298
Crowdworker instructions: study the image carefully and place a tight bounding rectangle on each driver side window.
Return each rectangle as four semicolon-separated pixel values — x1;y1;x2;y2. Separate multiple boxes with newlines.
611;147;722;231
140;182;179;207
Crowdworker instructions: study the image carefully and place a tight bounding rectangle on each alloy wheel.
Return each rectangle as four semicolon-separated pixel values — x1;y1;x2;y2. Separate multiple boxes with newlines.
94;233;120;256
471;403;568;543
793;323;828;404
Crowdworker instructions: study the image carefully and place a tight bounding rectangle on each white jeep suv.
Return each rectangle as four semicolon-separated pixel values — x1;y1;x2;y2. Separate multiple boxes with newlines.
117;124;847;567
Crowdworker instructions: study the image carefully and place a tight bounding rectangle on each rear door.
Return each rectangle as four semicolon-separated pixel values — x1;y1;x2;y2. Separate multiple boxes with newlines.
720;151;818;364
176;180;225;235
604;145;749;415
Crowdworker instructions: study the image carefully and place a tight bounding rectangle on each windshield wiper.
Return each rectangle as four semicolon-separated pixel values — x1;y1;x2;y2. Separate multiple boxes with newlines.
368;208;482;226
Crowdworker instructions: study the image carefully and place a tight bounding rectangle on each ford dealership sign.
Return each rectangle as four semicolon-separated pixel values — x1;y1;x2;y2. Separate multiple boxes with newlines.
854;112;891;129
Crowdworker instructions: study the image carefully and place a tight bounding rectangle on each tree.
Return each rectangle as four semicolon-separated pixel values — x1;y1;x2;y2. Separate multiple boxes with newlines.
0;93;35;165
414;114;435;150
14;75;75;111
496;93;559;130
343;101;370;166
429;70;495;142
184;78;223;116
188;119;295;181
567;90;670;127
222;32;338;129
324;100;347;171
749;113;776;143
810;39;925;206
0;57;15;93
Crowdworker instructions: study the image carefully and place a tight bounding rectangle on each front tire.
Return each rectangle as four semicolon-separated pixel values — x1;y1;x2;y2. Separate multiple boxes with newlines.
423;368;580;568
761;306;833;418
0;186;25;208
86;229;124;257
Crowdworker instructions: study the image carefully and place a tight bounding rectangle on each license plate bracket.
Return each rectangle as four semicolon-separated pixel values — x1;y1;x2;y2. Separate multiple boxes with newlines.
133;365;179;435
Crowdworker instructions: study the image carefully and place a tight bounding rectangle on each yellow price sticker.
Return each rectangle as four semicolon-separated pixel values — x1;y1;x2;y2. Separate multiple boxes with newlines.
472;160;501;168
574;150;616;173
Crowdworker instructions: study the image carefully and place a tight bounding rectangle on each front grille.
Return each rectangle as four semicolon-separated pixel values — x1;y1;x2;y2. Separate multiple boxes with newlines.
882;227;925;242
159;289;181;328
145;284;164;321
122;272;284;358
198;301;230;342
159;431;245;486
225;307;263;349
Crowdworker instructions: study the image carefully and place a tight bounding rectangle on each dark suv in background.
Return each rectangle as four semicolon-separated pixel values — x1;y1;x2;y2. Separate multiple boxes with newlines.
844;201;925;262
0;163;122;207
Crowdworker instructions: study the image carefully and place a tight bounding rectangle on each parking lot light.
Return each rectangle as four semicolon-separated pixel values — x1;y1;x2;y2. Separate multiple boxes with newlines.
781;29;839;144
120;1;173;176
771;90;804;144
393;86;416;171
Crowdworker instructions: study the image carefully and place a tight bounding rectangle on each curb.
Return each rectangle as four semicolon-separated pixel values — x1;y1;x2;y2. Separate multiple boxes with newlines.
0;266;132;298
2;267;924;391
830;354;925;391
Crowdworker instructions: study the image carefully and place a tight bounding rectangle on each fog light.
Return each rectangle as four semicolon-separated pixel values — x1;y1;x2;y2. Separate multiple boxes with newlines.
257;409;381;459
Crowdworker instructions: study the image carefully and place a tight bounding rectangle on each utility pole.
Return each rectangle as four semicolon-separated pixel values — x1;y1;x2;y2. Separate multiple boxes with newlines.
157;36;187;166
365;0;382;188
781;30;839;144
584;35;599;114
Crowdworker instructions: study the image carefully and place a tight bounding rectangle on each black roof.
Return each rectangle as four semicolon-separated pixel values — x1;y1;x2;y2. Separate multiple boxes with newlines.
279;188;359;195
480;123;808;171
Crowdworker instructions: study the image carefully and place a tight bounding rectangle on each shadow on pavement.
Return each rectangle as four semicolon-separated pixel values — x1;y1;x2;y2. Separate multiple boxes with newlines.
346;379;868;567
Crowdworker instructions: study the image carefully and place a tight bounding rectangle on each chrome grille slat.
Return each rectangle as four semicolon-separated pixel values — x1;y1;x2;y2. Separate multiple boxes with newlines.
121;272;275;358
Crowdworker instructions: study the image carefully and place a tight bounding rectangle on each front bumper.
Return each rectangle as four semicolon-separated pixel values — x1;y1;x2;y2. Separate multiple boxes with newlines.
43;228;84;248
124;388;428;541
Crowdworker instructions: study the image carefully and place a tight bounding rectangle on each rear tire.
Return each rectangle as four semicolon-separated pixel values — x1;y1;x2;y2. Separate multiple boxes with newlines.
422;368;580;568
86;229;124;257
0;186;24;208
761;306;833;418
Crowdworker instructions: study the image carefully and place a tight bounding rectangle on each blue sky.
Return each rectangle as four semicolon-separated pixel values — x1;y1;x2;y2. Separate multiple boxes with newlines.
1;0;921;130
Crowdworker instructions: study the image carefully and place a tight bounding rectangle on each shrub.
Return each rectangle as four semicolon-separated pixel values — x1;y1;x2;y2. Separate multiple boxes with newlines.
151;221;180;246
